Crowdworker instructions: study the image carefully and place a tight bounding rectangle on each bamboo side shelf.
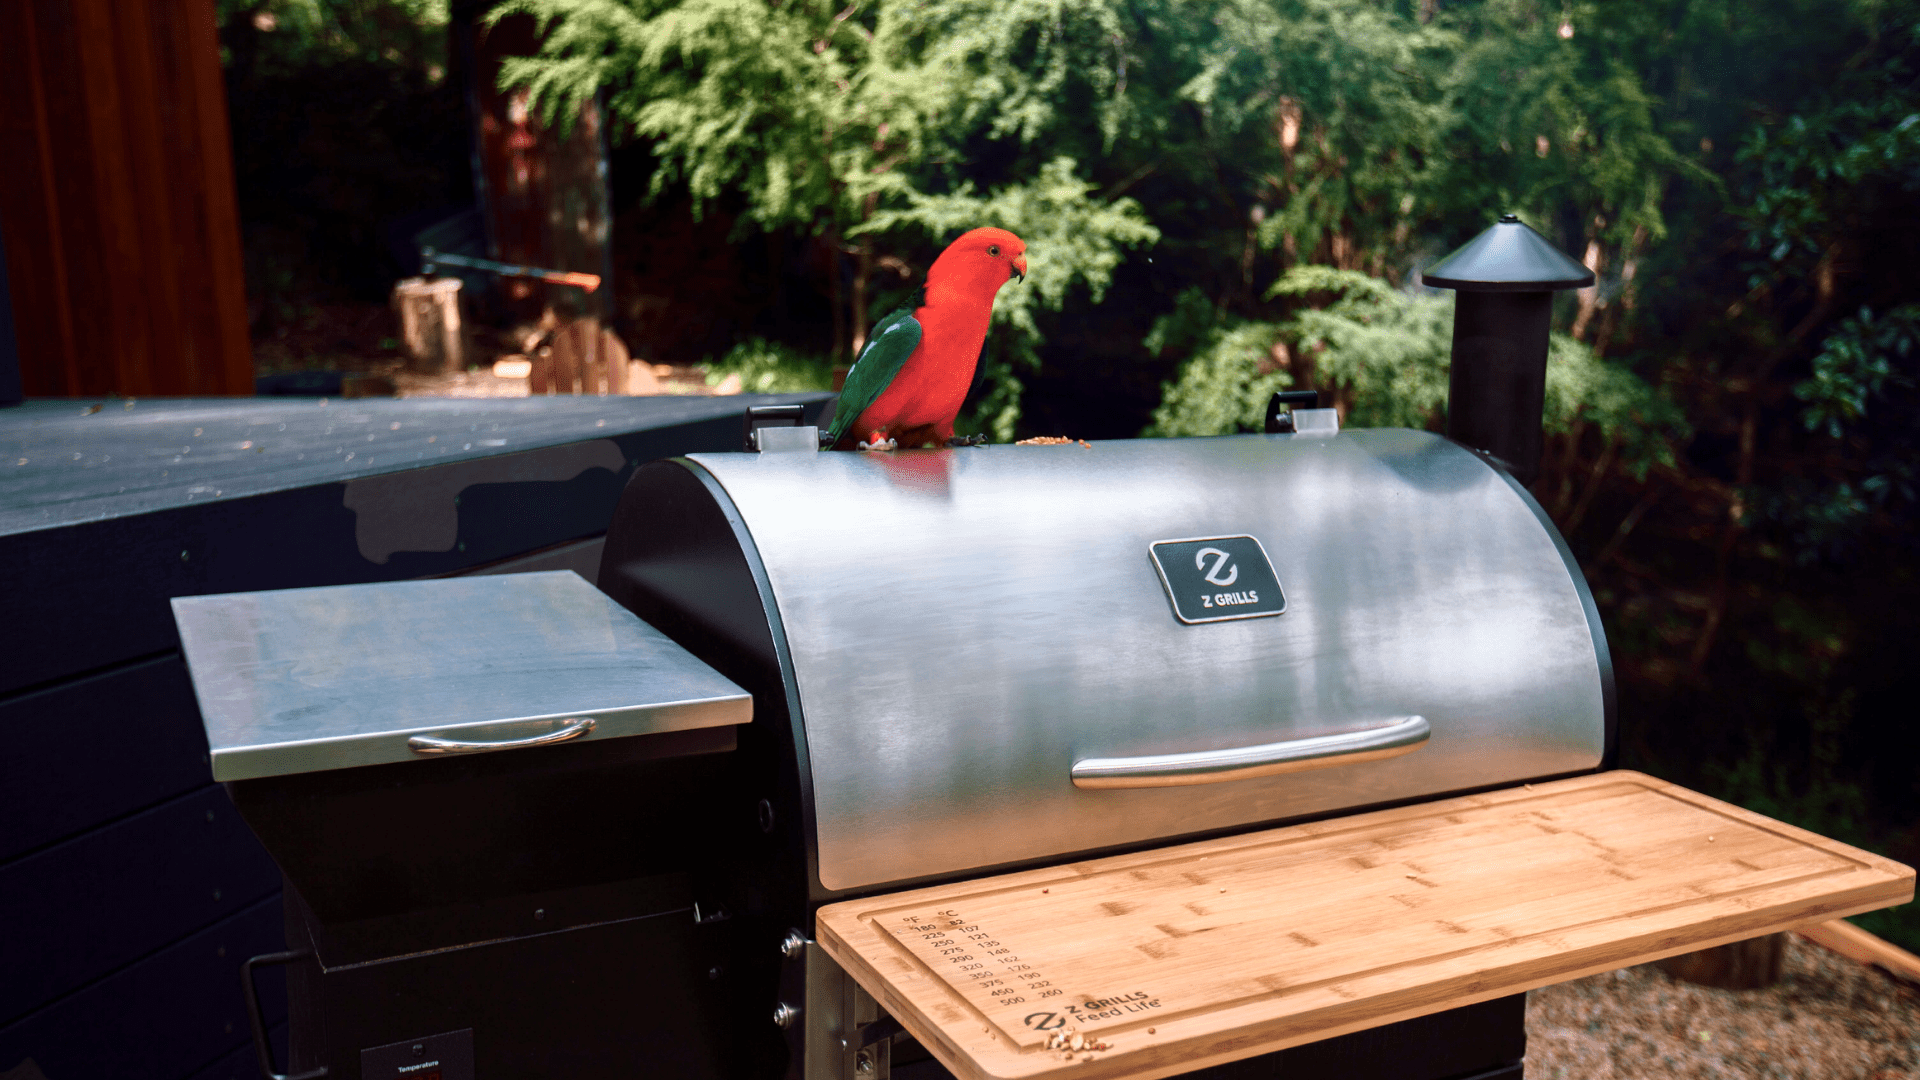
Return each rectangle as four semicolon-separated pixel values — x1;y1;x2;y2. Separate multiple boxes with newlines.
817;770;1913;1080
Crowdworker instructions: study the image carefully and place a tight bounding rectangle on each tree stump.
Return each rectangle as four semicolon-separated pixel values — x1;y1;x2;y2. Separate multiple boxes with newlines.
391;277;468;375
1656;932;1787;989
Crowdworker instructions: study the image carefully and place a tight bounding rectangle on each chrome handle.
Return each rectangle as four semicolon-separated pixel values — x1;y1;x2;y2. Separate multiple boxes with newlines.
1071;715;1430;789
408;717;596;755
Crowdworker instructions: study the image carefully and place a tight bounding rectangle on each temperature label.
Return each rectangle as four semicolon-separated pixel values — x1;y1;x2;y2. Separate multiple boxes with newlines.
885;910;1161;1047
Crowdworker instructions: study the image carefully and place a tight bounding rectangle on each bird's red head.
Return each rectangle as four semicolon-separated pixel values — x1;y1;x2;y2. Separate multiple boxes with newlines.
928;227;1028;297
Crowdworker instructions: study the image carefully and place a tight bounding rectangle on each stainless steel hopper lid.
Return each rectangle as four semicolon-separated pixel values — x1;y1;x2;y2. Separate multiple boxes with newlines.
172;571;751;782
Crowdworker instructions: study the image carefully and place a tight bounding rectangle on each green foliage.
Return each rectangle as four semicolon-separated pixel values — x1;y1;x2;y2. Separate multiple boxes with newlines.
1218;0;1457;268
1440;0;1709;250
1269;268;1453;429
1147;315;1295;438
218;0;450;73
1149;268;1685;472
701;338;836;393
887;0;1142;151
1796;305;1920;439
496;0;1159;433
492;0;902;229
1737;105;1920;282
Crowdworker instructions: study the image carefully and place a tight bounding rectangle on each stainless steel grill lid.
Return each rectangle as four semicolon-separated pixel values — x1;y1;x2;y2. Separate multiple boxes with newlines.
173;571;752;781
614;430;1611;894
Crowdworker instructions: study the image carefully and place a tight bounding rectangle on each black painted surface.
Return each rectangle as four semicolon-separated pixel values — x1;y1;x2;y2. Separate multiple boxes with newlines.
225;725;730;940
0;656;211;864
0;395;830;534
598;458;815;1079
0;786;281;1026
282;889;732;1080
181;1024;288;1080
0;897;286;1080
1445;290;1555;486
0;393;833;696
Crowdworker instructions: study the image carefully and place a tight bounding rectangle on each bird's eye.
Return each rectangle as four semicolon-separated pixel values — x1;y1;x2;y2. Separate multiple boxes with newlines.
987;245;1001;257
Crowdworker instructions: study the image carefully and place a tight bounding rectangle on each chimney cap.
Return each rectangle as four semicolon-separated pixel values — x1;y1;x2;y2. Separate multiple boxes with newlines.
1421;216;1594;292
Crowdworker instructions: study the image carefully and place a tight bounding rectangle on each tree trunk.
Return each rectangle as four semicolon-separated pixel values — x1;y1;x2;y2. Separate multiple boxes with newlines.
852;235;874;359
1569;220;1605;342
1657;933;1787;990
827;230;847;363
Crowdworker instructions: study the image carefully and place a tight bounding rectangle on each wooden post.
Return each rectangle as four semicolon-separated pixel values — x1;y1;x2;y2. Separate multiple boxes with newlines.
0;0;253;396
391;277;469;375
460;9;614;328
546;318;593;394
1656;932;1787;990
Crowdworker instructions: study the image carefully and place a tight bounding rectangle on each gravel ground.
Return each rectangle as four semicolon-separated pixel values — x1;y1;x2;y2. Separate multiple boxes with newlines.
1526;936;1920;1080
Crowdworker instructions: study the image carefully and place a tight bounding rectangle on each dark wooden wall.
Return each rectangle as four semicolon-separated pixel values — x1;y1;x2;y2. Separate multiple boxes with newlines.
1;221;21;407
0;0;253;398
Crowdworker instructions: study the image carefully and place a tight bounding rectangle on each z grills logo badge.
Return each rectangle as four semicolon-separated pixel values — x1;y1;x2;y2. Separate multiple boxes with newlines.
1195;546;1239;586
1149;536;1286;625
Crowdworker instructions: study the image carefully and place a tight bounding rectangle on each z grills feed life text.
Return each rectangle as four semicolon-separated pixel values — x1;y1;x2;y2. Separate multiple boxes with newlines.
171;219;1912;1080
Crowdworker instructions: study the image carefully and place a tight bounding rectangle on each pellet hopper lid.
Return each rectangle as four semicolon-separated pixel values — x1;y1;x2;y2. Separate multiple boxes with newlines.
173;571;751;781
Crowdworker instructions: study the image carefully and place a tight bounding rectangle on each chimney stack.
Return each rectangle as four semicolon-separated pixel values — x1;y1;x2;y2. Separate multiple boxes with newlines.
1422;215;1594;485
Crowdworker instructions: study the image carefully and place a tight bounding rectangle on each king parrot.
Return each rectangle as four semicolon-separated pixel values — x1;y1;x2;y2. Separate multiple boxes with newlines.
823;227;1028;450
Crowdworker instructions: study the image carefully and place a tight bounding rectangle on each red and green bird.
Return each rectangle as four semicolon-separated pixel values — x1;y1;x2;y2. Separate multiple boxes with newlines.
823;228;1028;450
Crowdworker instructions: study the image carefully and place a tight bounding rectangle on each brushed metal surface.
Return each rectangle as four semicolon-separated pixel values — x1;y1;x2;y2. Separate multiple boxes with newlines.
1071;715;1430;788
406;715;596;754
174;571;750;781
681;431;1609;893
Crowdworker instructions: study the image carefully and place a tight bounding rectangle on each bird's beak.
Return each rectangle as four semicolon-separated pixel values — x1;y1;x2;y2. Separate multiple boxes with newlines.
1011;255;1027;283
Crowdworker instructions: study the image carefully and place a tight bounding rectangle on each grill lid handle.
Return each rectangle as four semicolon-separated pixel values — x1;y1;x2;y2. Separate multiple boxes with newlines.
1071;716;1430;789
407;716;596;755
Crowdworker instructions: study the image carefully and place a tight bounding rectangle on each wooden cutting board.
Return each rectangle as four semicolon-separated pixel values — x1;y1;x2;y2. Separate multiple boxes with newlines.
816;770;1913;1080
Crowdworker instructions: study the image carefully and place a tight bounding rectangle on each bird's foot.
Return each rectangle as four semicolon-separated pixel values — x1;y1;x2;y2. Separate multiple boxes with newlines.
946;434;989;447
857;437;898;451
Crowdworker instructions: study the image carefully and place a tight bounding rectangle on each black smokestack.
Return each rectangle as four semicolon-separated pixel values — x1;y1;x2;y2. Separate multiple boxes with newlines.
1422;215;1593;486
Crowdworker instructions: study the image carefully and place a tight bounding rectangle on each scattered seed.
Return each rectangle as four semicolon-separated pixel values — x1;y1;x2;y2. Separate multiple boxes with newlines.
1147;1028;1156;1034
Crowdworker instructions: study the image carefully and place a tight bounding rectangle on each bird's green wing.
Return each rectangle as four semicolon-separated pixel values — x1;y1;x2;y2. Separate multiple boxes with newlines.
825;307;922;445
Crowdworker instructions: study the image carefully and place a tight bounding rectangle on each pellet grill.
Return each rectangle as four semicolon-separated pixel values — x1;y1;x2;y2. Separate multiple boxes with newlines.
173;220;1913;1080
